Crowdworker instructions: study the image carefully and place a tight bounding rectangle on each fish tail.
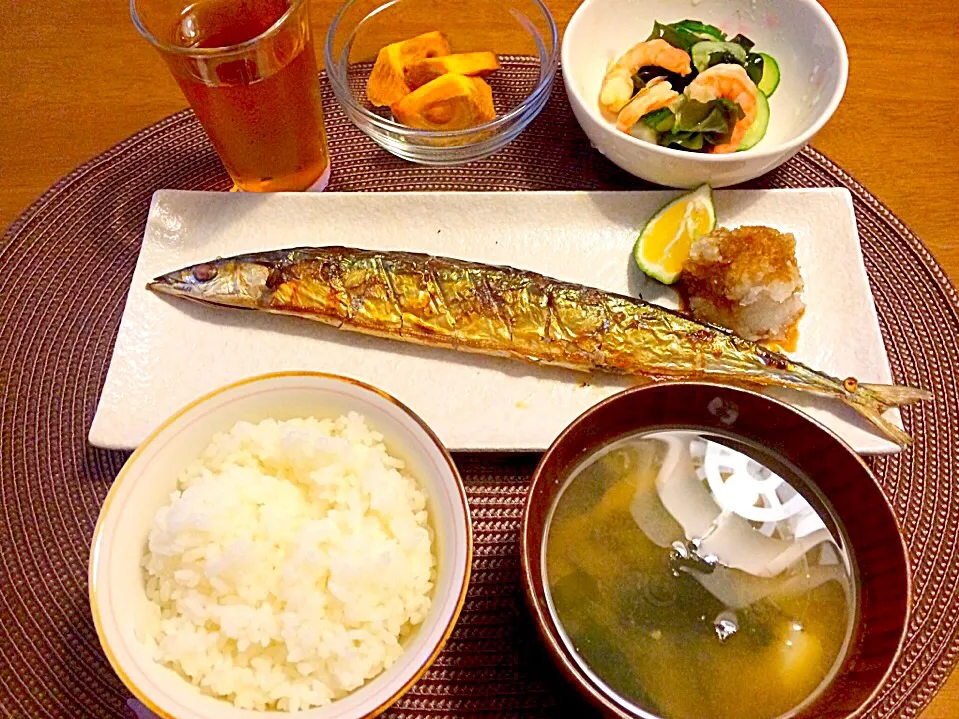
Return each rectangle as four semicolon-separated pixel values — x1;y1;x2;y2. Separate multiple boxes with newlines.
840;382;932;447
859;383;933;407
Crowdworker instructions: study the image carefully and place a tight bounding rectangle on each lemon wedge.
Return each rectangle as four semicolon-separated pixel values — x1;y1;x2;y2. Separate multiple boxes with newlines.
633;184;716;284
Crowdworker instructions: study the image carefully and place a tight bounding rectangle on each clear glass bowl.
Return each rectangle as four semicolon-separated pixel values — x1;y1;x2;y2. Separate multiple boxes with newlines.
324;0;558;165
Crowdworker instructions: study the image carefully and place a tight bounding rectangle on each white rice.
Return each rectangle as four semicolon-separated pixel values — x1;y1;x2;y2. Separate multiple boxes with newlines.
141;413;435;712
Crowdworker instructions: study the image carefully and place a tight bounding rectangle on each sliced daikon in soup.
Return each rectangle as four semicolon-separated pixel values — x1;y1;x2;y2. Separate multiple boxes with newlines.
544;430;857;719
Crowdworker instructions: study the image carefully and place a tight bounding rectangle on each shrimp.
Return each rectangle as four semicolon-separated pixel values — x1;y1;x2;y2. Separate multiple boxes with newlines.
600;39;692;113
685;63;758;153
616;81;679;133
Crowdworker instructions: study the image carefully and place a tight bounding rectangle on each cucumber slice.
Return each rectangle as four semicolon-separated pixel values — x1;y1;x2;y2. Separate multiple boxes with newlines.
738;90;770;151
757;53;780;97
672;20;726;42
691;41;748;74
627;122;659;145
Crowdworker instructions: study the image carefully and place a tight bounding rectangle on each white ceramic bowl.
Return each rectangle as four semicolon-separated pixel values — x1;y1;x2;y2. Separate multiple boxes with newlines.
562;0;848;187
89;371;472;719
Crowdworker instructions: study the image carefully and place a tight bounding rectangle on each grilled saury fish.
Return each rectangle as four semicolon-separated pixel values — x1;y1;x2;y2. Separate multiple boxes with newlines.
149;246;930;446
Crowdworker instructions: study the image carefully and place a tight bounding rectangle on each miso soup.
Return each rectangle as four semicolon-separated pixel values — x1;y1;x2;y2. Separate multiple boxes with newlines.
544;430;857;719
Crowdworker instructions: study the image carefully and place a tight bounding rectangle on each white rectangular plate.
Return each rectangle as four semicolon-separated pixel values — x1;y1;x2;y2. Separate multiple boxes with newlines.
90;189;901;454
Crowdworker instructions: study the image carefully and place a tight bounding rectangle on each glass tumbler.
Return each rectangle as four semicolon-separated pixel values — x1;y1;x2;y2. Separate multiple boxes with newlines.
132;0;331;191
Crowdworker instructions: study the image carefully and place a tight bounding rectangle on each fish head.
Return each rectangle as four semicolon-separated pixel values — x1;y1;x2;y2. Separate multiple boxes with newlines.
147;257;275;309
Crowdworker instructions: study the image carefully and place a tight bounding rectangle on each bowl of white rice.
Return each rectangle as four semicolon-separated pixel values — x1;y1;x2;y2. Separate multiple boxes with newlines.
89;371;472;718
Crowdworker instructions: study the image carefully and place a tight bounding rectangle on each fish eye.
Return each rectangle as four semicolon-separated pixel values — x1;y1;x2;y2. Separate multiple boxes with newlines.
192;264;217;282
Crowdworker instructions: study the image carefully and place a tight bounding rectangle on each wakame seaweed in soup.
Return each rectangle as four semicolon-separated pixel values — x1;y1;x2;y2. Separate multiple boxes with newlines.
543;430;857;719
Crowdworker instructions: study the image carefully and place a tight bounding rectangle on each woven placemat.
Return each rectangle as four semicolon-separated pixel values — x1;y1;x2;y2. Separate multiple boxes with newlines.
2;63;959;719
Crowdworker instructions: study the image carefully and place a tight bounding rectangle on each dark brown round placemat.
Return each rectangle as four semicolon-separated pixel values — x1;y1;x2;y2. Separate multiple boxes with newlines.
2;62;958;719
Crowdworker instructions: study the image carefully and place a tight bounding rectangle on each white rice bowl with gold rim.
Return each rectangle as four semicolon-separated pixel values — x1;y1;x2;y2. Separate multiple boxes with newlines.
141;414;435;711
89;372;472;719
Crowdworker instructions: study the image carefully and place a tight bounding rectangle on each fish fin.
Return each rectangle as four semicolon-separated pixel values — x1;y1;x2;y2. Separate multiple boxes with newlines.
858;383;933;408
841;383;932;447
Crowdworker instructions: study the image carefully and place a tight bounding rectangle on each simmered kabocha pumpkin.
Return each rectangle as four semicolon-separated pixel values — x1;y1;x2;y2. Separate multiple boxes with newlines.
404;52;501;89
391;74;496;131
366;31;452;107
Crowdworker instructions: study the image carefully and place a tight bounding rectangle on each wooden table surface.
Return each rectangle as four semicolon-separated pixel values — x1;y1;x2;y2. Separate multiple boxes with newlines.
2;0;958;715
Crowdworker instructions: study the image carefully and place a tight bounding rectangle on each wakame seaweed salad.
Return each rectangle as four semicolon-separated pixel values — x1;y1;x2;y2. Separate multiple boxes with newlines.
600;18;780;153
